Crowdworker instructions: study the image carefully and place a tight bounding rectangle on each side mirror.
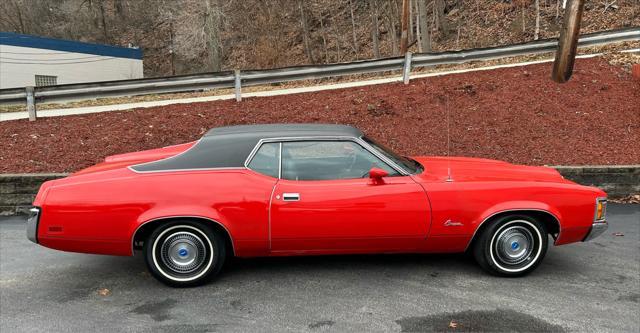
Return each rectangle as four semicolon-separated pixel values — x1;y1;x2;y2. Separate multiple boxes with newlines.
369;167;388;184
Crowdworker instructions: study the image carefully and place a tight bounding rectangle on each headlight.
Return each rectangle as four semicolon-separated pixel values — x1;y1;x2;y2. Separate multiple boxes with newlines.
594;198;607;222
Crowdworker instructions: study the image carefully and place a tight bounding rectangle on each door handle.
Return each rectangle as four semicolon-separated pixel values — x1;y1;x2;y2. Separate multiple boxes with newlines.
282;193;300;201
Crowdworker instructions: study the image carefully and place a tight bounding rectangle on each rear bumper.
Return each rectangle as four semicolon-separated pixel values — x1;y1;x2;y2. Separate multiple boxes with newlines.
26;207;40;244
583;221;608;242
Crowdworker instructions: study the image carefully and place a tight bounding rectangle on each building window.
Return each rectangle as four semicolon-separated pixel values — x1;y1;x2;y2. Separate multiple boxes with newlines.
35;75;57;87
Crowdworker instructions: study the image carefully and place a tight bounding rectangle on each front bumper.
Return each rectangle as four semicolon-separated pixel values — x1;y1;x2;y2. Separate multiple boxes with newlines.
26;207;40;244
583;221;608;242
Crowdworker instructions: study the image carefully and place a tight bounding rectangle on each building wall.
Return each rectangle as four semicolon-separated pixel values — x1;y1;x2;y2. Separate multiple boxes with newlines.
0;44;143;89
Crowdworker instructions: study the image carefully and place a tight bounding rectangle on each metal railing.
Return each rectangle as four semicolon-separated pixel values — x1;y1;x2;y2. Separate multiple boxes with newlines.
1;27;638;121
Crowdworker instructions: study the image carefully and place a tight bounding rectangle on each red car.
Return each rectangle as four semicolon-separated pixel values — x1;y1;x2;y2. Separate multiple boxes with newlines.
27;124;608;287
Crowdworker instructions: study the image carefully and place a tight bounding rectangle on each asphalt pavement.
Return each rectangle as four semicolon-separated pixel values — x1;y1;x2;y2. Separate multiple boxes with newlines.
1;204;638;332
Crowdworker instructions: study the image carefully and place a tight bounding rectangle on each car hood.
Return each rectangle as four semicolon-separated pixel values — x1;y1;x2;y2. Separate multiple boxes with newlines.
411;156;569;183
73;141;196;176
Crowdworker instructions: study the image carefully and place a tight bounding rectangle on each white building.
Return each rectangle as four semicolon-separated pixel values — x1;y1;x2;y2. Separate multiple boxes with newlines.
0;32;143;89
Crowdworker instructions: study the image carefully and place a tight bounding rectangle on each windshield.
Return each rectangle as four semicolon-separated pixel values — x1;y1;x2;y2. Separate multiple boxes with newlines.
362;136;423;174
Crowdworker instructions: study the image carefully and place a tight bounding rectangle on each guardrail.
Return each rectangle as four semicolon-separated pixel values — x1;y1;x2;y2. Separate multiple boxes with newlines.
1;27;638;121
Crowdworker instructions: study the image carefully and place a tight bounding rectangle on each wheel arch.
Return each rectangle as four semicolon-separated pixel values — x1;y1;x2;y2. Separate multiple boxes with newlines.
131;216;235;257
465;209;562;252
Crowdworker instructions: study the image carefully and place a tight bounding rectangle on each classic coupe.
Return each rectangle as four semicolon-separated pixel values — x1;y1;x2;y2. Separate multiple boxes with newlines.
27;124;608;287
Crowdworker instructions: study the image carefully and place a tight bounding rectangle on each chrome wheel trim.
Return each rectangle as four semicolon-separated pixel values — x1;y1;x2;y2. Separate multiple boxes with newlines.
160;231;206;274
489;220;543;273
494;226;534;266
151;225;215;282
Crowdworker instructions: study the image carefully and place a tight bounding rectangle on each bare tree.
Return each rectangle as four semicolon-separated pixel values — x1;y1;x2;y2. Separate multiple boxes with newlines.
383;1;399;55
417;0;430;52
534;0;541;40
320;15;329;63
369;0;381;58
348;0;359;58
435;0;447;33
204;0;222;71
298;0;315;63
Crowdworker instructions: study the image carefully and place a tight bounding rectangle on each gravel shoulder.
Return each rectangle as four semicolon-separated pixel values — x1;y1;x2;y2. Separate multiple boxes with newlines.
0;204;639;332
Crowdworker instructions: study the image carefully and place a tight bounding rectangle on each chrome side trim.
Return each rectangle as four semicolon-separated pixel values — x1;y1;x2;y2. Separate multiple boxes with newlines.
127;166;247;174
463;208;562;251
131;215;236;256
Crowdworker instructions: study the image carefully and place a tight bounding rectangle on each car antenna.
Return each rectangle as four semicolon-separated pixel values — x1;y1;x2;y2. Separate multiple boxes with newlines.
445;95;453;182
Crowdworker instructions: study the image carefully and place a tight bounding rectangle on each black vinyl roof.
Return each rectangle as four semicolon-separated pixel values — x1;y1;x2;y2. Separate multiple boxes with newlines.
131;124;363;172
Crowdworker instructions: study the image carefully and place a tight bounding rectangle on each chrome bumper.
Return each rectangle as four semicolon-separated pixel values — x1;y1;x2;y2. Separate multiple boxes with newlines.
26;207;40;244
583;221;608;242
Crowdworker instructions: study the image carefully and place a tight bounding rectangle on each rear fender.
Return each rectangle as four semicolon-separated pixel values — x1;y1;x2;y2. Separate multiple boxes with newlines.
131;205;234;254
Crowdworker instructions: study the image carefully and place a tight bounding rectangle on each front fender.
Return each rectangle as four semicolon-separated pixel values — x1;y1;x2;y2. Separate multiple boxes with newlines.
468;200;564;249
476;201;563;227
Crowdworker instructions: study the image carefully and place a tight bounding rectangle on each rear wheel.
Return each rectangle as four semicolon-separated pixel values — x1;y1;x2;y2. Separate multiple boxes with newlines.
473;214;548;276
143;220;226;287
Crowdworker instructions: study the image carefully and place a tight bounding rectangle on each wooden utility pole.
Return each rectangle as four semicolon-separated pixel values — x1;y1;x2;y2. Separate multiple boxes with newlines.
400;0;410;53
552;0;585;83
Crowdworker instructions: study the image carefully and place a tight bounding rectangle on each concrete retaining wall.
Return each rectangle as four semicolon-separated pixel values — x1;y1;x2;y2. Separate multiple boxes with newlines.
0;174;67;215
554;165;640;198
1;165;638;215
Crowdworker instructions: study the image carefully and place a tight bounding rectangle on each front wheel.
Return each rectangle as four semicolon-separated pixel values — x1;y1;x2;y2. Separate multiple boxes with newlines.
144;220;226;287
473;215;548;277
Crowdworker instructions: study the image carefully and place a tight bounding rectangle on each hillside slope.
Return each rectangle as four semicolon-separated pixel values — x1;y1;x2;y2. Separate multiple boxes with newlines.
1;0;638;77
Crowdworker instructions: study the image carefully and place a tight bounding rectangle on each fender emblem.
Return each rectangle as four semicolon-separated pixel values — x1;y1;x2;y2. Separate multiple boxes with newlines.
444;220;464;227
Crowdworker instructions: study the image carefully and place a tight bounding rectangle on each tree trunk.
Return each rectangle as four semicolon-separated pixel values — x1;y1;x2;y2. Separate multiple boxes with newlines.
298;0;315;63
13;0;26;33
385;2;399;56
417;0;430;52
99;1;109;43
534;0;540;40
522;4;526;34
204;0;222;71
348;0;359;59
369;0;381;58
320;16;329;63
435;0;447;33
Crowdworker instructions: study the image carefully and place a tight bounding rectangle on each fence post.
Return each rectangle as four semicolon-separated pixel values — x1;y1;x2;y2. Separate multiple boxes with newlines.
26;86;37;121
234;69;242;102
402;52;412;85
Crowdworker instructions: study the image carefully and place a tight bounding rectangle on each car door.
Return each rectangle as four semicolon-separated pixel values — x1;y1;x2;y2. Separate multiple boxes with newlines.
269;140;431;253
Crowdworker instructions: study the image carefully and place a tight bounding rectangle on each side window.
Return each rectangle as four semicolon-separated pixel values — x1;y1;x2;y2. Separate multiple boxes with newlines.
281;141;399;181
247;142;280;178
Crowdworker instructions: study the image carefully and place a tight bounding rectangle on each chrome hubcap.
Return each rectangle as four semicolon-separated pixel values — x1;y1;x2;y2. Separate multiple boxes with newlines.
494;226;534;265
160;231;207;274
